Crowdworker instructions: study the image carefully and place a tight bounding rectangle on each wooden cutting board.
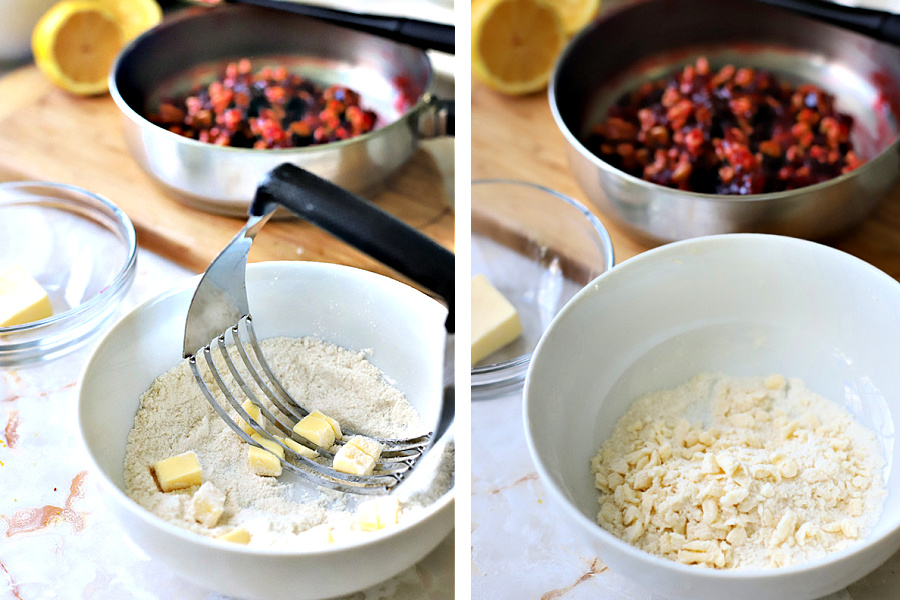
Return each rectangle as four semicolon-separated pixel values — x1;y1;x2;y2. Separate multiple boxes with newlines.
472;79;900;281
0;66;454;285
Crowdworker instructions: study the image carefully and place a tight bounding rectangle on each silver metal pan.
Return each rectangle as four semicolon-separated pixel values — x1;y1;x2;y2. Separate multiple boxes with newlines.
550;0;900;244
110;4;452;216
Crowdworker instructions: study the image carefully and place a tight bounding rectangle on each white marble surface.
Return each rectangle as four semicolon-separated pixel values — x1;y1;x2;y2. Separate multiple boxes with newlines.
0;249;454;600
471;389;900;600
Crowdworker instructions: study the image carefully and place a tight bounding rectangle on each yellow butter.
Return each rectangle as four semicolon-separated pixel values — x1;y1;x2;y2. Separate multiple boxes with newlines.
346;435;383;460
238;399;263;436
332;436;383;476
471;274;522;365
292;414;336;449
250;433;285;460
357;497;401;531
248;445;282;477
216;527;251;544
190;481;225;528
333;444;376;476
281;436;319;460
153;451;203;492
308;410;342;441
0;265;53;327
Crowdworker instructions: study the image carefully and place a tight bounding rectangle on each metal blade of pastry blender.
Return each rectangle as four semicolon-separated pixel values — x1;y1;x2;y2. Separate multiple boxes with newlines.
183;209;275;358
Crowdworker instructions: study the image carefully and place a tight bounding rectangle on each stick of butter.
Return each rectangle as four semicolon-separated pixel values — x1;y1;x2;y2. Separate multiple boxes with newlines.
471;274;522;365
0;265;53;327
153;451;203;492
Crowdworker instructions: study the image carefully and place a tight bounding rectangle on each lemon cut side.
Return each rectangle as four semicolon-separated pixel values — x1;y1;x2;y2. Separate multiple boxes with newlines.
32;0;161;96
472;0;567;96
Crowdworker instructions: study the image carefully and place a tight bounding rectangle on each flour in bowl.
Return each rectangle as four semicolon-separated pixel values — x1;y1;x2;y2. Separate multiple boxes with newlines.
590;373;885;568
123;336;453;547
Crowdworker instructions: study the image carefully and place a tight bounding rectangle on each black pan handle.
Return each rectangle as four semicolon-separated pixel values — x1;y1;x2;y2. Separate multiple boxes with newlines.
754;0;900;46
227;0;455;54
250;163;455;333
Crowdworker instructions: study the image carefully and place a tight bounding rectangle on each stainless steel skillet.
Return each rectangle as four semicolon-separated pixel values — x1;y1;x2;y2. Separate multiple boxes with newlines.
110;4;453;216
550;0;900;244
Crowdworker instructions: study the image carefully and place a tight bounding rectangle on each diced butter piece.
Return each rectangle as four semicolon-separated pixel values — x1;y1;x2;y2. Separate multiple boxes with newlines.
357;497;401;531
250;433;285;459
308;410;342;441
238;399;263;436
298;524;335;545
190;481;226;528
152;451;202;492
248;446;282;477
346;435;383;460
0;265;53;327
282;436;319;459
292;414;336;448
333;444;376;476
332;436;383;476
471;274;522;365
216;527;250;544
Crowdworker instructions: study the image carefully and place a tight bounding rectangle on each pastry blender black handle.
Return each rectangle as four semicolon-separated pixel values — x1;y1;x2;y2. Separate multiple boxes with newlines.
250;163;455;333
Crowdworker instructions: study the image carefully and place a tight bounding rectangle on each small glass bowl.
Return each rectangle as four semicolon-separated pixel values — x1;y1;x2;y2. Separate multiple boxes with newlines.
472;180;615;397
0;182;137;366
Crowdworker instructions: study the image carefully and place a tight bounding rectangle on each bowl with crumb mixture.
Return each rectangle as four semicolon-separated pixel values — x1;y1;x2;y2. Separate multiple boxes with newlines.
524;234;900;600
77;261;453;600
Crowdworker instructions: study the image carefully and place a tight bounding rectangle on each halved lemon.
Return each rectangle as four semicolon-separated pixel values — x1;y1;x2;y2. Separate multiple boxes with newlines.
32;0;161;96
100;0;163;41
549;0;601;36
472;0;567;95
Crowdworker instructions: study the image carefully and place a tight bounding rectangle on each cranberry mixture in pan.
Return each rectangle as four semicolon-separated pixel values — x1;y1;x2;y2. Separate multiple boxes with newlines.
585;57;863;195
149;59;379;149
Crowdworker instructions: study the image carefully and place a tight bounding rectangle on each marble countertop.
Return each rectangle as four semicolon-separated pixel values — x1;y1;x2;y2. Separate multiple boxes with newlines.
0;251;453;600
471;389;900;599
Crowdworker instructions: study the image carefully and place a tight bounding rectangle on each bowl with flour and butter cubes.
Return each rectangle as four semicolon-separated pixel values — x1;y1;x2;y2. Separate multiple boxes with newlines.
524;234;900;599
77;257;454;600
471;180;615;397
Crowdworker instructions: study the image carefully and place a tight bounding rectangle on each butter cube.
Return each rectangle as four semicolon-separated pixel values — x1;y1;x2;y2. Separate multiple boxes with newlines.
282;436;319;460
471;274;522;365
333;444;376;476
238;399;263;436
333;435;383;476
153;451;203;492
190;482;225;528
308;410;342;441
250;433;285;460
216;527;250;544
292;414;336;448
357;497;401;531
346;435;383;460
248;446;282;477
298;524;335;545
0;265;53;327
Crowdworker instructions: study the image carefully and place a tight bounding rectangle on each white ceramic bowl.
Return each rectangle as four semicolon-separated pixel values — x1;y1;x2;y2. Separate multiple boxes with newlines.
78;261;453;600
524;234;900;600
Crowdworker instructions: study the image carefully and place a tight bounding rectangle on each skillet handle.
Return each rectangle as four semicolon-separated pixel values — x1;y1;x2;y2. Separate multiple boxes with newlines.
250;163;455;333
226;0;455;54
753;0;900;46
